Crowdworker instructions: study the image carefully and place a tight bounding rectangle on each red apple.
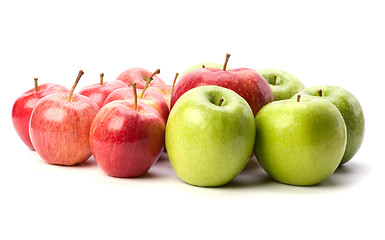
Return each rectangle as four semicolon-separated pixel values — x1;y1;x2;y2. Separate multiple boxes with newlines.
170;54;273;116
103;80;169;124
29;70;99;165
146;72;179;109
116;68;165;88
90;97;165;178
12;78;69;150
78;73;128;108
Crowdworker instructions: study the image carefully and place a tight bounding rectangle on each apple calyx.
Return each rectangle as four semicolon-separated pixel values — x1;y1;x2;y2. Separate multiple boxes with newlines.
34;78;38;92
272;75;277;85
223;53;231;71
68;70;84;102
131;83;138;111
171;72;179;95
297;94;301;102
100;73;104;85
318;89;323;97
140;69;160;98
218;98;225;106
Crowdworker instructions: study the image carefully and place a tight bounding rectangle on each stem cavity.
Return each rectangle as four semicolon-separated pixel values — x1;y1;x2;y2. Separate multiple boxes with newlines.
218;98;225;106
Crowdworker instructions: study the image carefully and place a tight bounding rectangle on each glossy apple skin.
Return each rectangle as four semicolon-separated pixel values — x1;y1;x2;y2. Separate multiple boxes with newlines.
170;68;273;116
90;100;165;177
29;92;99;165
103;87;169;124
146;84;172;109
116;68;165;88
78;80;128;108
166;85;255;187
12;83;69;150
258;68;305;101
254;98;347;186
293;85;365;164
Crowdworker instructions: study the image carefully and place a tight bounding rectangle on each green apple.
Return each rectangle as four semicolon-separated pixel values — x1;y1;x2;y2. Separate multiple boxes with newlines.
181;62;227;77
293;85;365;164
254;97;347;186
258;68;305;101
165;85;255;187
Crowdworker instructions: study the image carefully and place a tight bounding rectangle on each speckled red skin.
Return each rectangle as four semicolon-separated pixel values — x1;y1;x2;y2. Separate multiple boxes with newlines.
103;87;169;125
90;100;165;178
170;68;273;116
116;68;165;89
12;83;69;150
78;80;128;108
29;92;99;165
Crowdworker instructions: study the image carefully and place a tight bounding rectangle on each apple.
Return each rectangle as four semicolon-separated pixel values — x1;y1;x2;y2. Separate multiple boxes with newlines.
165;85;256;187
146;72;179;109
292;86;365;164
103;77;169;124
254;95;347;186
116;68;165;88
181;62;227;77
12;78;69;150
90;84;165;177
170;53;273;116
78;73;128;108
29;70;99;165
258;68;305;101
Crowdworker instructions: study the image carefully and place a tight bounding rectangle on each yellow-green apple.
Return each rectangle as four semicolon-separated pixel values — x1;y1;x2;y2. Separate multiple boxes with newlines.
116;68;165;88
103;79;169;124
254;96;347;186
293;86;364;164
29;70;99;165
90;93;165;177
12;78;69;150
170;54;273;116
78;73;128;108
166;85;256;187
258;68;305;101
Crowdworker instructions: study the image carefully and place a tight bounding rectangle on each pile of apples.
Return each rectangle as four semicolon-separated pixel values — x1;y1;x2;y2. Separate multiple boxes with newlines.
12;54;365;187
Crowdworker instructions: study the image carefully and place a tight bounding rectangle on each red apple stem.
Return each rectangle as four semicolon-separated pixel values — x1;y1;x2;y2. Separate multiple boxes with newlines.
297;95;301;102
34;78;38;92
140;69;160;98
68;70;84;102
273;75;277;85
223;53;231;71
318;89;323;97
218;98;225;106
171;72;179;95
131;83;138;111
100;73;104;85
150;69;161;78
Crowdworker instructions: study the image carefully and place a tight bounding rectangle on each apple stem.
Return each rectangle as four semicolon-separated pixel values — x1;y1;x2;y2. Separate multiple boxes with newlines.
140;69;160;98
202;65;206;68
131;83;138;111
218;98;225;106
68;70;84;102
318;89;323;97
171;72;179;95
100;73;104;85
272;75;277;85
223;53;231;71
34;78;38;92
297;95;301;102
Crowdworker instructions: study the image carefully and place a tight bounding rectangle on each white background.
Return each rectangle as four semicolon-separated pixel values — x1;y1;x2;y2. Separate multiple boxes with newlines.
1;0;384;239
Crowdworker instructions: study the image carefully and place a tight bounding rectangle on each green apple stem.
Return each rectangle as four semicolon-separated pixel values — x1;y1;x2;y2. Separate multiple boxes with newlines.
318;89;323;97
223;53;231;71
131;83;138;111
100;73;104;85
68;70;84;102
272;75;277;85
171;72;179;95
34;78;38;92
218;98;225;106
140;69;160;98
297;94;301;102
